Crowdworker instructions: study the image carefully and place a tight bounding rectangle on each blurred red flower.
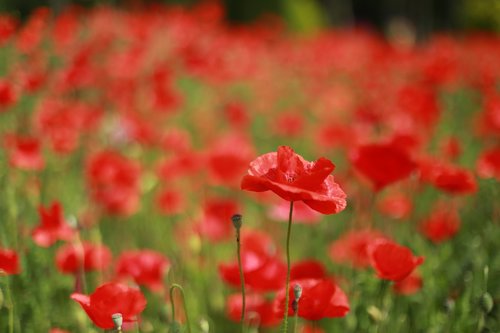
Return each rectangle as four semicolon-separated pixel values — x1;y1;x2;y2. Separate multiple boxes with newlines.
393;271;423;295
419;158;477;195
350;142;416;191
377;192;413;220
0;79;17;110
56;242;112;274
420;205;460;243
156;188;185;216
329;229;387;268
32;202;75;247
86;151;141;216
116;250;170;292
369;239;424;281
226;293;280;327
290;260;328;280
476;147;500;180
268;199;321;224
71;282;146;329
4;134;45;171
0;249;21;275
274;278;349;321
219;230;286;292
241;146;346;214
197;198;239;242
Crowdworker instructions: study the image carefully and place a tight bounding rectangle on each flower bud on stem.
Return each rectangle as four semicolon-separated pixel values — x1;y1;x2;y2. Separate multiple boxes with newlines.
232;214;246;333
112;313;123;333
292;283;302;333
169;283;191;333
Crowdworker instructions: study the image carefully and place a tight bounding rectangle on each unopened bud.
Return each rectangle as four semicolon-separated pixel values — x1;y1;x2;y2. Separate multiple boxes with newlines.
231;214;242;230
112;313;123;329
293;284;302;301
367;305;384;323
480;292;494;314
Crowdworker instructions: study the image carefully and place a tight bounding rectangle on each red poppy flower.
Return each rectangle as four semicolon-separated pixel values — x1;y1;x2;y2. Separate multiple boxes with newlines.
207;134;254;186
368;239;424;281
56;242;112;274
156;188;185;216
0;79;17;110
116;250;170;292
32;202;75;247
268;199;321;224
329;229;387;268
302;324;325;333
274;112;304;137
71;282;147;329
241;146;346;214
476;147;500;180
197;198;239;242
420;205;460;243
274;278;349;321
290;260;328;280
393;271;423;295
223;102;250;129
377;192;413;220
440;136;462;160
350;142;416;191
86;151;141;216
4;134;45;171
419;158;477;195
226;293;280;327
219;230;286;292
0;14;18;45
0;249;20;275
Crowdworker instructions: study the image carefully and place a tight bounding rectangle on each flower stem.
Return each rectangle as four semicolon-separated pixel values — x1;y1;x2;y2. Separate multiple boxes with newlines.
281;201;294;333
236;224;246;333
169;283;192;333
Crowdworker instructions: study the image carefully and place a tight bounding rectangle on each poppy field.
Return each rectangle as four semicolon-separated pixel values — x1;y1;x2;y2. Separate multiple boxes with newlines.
0;3;499;333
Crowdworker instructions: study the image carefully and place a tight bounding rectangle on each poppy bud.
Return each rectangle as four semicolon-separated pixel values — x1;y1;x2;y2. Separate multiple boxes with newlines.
480;292;494;314
367;305;384;323
231;214;242;230
112;313;123;330
293;283;302;301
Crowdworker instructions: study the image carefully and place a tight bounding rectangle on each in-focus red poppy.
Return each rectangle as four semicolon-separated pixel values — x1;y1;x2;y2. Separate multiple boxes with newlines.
393;271;423;295
350;142;417;191
476;147;500;181
86;151;141;216
219;230;286;292
420;205;460;243
226;293;280;328
268;199;321;224
71;282;146;329
197;198;239;242
116;250;170;292
32;202;75;247
4;134;45;171
241;146;346;214
56;242;112;274
0;248;21;275
377;192;413;220
368;239;424;281
329;229;387;269
274;278;349;321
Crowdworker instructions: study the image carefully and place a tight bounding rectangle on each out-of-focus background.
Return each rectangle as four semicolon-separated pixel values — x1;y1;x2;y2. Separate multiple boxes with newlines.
1;0;500;37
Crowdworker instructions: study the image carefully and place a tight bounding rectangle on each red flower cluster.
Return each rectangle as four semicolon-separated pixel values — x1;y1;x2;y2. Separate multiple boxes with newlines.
116;250;170;292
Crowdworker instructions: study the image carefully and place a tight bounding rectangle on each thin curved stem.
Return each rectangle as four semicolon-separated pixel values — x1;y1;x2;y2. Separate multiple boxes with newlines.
281;201;294;333
236;227;246;333
169;283;192;333
293;307;299;333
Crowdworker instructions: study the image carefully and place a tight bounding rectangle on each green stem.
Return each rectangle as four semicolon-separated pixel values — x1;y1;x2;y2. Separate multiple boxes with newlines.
236;227;246;333
281;201;294;333
169;283;192;333
293;308;299;333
